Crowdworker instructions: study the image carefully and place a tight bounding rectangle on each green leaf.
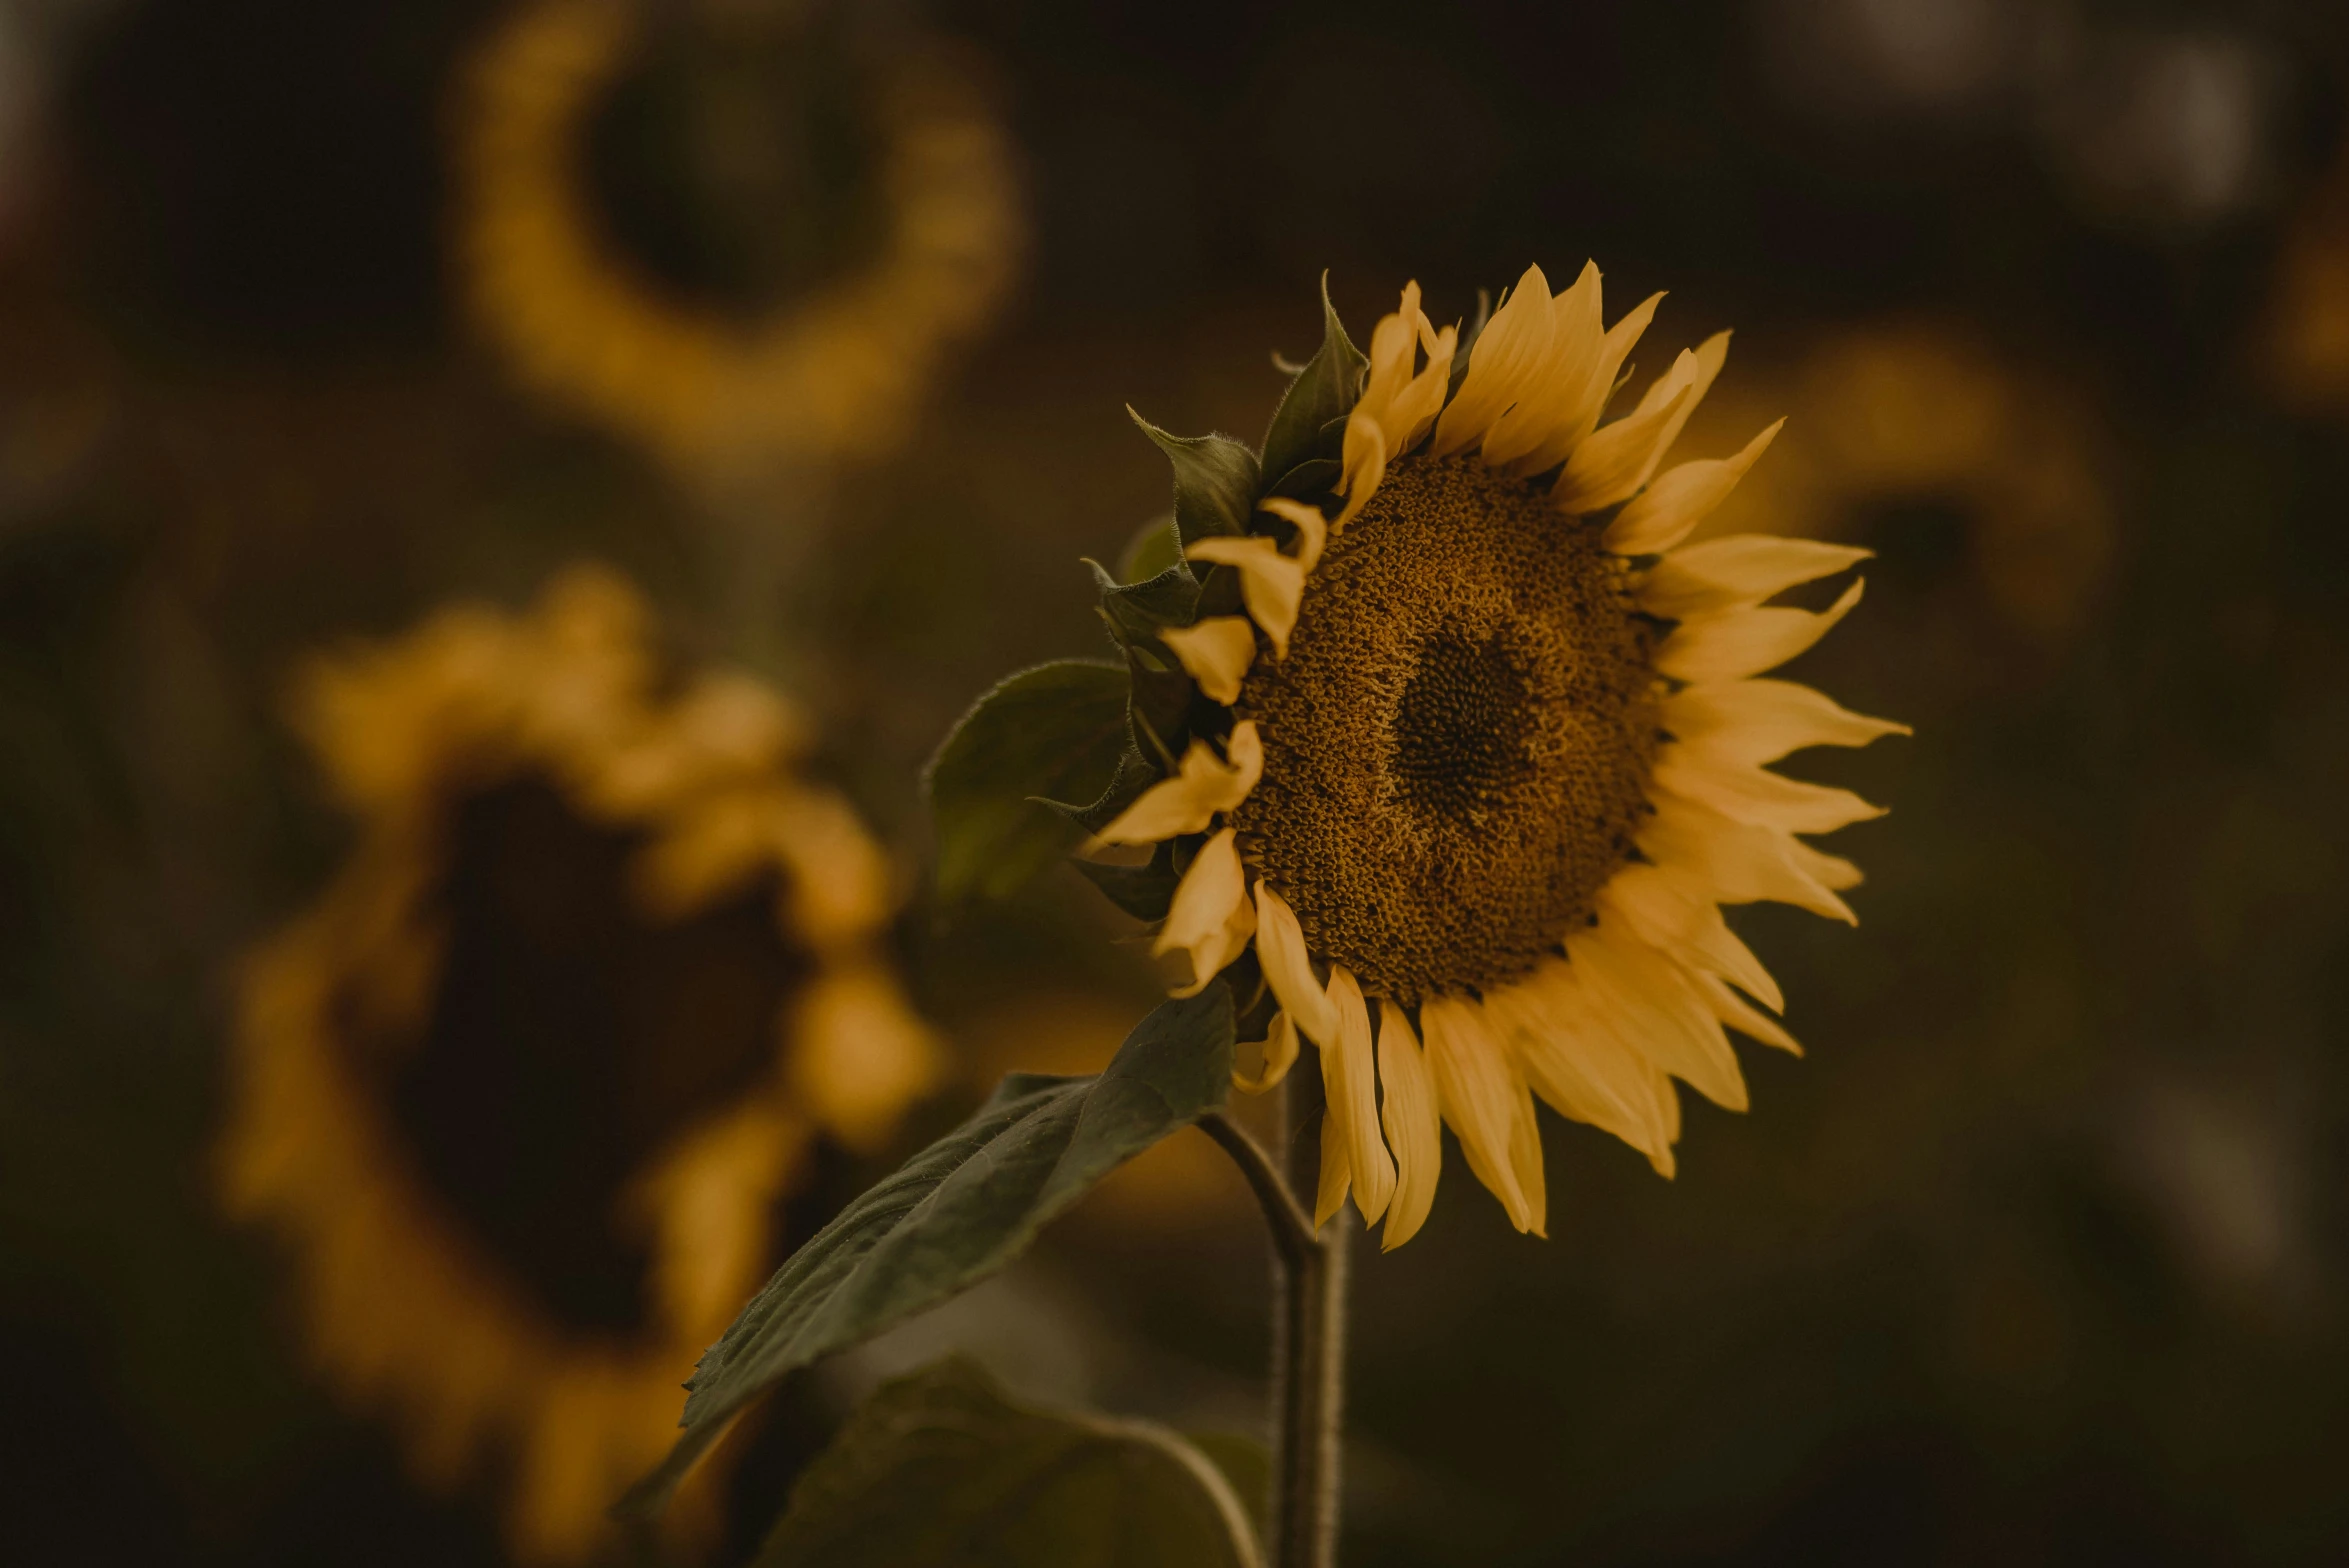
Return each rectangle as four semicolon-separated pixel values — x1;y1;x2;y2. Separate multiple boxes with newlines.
1087;559;1201;651
1117;514;1184;584
752;1358;1262;1568
925;660;1131;903
1259;274;1365;491
620;987;1237;1519
1129;412;1262;546
1072;841;1181;922
1039;743;1160;835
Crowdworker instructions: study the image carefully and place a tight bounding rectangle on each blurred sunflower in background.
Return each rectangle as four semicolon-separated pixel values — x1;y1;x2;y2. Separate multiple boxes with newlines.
453;0;1023;484
1054;269;1905;1249
219;566;939;1562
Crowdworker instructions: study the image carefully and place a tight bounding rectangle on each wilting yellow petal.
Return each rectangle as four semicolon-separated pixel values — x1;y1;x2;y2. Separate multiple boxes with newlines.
1486;963;1676;1177
1567;927;1748;1113
1640;787;1857;924
1431;263;1557;457
1609;421;1788;559
1153;829;1254;995
1551;382;1691;515
1092;721;1263;845
1636;528;1864;614
1233;1009;1300;1094
1595;862;1783;1013
1321;966;1396;1224
1655;578;1865;683
1253;880;1338;1045
1374;1005;1441;1249
1692;968;1802;1053
1315;1105;1351;1230
1664;678;1911;767
1256;496;1330;572
1651;751;1886;835
1187;536;1306;658
1160;616;1257;704
1421;994;1544;1235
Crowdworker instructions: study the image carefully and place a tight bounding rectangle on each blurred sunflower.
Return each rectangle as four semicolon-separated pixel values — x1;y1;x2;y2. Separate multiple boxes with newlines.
220;567;939;1561
453;0;1022;479
1075;270;1904;1248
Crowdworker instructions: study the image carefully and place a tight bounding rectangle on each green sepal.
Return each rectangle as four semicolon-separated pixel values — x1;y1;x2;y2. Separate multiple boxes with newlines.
1117;514;1184;584
750;1357;1262;1568
924;660;1131;903
1038;744;1160;835
1086;558;1200;651
1127;645;1196;768
617;987;1238;1525
1265;454;1341;502
1259;274;1365;491
1447;285;1493;401
1129;411;1262;547
1071;840;1182;922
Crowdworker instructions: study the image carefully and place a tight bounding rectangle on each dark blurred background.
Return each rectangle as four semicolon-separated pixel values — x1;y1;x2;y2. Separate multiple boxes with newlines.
6;0;2349;1563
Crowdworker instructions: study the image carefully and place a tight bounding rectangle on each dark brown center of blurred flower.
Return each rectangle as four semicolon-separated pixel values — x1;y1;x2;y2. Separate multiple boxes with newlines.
1233;455;1659;1005
369;773;811;1334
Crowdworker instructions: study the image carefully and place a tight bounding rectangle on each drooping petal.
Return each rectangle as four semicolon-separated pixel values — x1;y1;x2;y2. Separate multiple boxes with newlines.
1636;528;1865;614
1663;678;1911;767
1092;720;1263;845
1315;1104;1351;1229
1337;389;1391;529
1651;751;1887;835
1640;787;1858;923
1568;926;1749;1113
1153;828;1255;995
1233;1009;1301;1094
1186;536;1306;658
1551;382;1692;514
1421;994;1544;1235
1256;496;1330;572
1253;880;1338;1045
1595;862;1784;1013
1321;966;1396;1224
1431;264;1557;457
1374;1004;1441;1249
1655;578;1865;683
1160;616;1257;704
1485;964;1677;1176
1608;421;1788;559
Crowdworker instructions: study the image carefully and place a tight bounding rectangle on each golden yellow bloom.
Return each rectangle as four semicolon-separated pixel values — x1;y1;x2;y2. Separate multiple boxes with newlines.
454;0;1022;478
1097;268;1905;1250
219;567;939;1561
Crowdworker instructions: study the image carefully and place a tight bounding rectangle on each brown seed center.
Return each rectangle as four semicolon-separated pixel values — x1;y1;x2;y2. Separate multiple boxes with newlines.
1232;454;1659;1005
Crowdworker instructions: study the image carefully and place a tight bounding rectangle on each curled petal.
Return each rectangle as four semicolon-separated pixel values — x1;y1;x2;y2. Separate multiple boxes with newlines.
1375;1004;1441;1249
1160;616;1257;704
1257;496;1330;573
1092;720;1263;846
1253;880;1338;1046
1656;578;1865;683
1234;1010;1300;1094
1153;829;1255;995
1188;536;1306;658
1610;421;1788;560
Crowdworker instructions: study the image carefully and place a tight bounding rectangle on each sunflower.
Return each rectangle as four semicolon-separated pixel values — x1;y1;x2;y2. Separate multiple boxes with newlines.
220;567;939;1561
454;0;1022;479
1074;269;1905;1249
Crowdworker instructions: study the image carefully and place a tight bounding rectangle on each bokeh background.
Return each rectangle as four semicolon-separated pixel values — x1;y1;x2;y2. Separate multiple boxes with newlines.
6;0;2349;1563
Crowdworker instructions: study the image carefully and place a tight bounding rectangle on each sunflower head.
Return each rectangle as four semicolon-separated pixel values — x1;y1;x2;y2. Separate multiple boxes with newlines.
930;268;1906;1252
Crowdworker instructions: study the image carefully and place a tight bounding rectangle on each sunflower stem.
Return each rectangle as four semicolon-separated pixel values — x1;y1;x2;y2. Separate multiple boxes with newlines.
1201;1071;1346;1568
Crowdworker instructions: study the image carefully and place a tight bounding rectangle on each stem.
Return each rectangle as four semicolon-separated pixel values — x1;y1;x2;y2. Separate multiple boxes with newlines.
1199;1071;1348;1568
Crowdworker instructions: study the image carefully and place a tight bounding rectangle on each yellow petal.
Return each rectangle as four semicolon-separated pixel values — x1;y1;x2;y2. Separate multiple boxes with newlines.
1485;963;1677;1177
1153;829;1255;995
1479;262;1606;470
1595;862;1783;1013
1160;616;1257;705
1187;536;1306;658
1315;1103;1351;1230
1233;1009;1300;1094
1321;966;1396;1225
1256;496;1330;573
1663;678;1911;767
1651;751;1886;835
1528;288;1666;472
1609;421;1788;559
1374;1004;1441;1249
1624;331;1732;491
1640;787;1857;924
1551;382;1692;514
1253;880;1338;1045
1335;412;1389;530
1092;721;1263;845
1430;263;1556;457
1692;968;1802;1053
1636;527;1863;614
1421;994;1544;1235
1655;578;1865;683
1568;926;1748;1113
